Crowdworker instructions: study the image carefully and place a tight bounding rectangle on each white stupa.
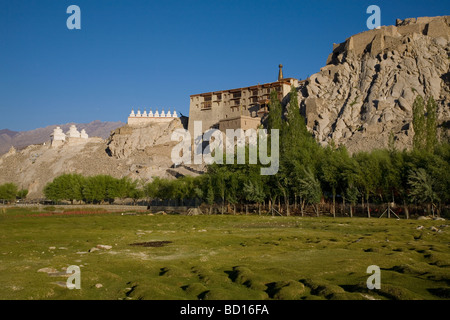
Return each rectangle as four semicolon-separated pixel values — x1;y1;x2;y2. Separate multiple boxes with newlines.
52;126;66;141
80;129;89;139
67;125;81;138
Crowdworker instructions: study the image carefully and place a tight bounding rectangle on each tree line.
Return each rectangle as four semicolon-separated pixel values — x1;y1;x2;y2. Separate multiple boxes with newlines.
12;88;450;217
43;174;144;204
180;89;448;218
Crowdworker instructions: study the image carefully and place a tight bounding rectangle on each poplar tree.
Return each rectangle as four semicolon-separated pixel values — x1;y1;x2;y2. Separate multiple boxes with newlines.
205;178;215;214
298;168;322;217
268;90;283;131
286;85;308;143
425;96;437;153
412;95;426;150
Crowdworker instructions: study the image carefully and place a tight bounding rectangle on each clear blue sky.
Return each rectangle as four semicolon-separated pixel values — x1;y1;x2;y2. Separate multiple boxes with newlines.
0;0;449;131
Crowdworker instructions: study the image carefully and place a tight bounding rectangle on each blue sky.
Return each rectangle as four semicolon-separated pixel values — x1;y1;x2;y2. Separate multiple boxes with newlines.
0;0;449;131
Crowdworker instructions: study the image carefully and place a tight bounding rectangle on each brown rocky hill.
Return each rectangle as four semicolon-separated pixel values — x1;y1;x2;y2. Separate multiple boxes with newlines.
0;120;125;155
299;15;450;152
0;119;202;199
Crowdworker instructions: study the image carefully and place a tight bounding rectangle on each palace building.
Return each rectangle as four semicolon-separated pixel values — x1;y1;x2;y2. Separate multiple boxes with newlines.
187;65;301;136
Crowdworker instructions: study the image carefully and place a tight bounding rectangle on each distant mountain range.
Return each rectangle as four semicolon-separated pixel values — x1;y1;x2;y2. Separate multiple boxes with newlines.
0;120;125;155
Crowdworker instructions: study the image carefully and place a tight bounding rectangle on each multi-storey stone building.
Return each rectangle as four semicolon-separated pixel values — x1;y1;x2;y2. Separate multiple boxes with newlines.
188;65;300;135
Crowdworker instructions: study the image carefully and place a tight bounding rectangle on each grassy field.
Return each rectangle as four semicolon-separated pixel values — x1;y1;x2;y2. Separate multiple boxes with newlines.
0;207;449;300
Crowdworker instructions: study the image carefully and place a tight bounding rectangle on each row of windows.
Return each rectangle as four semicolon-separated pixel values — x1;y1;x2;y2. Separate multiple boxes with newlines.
191;86;283;103
197;103;253;110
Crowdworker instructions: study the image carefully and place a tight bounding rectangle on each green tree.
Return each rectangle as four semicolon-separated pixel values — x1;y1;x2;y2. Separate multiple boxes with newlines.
298;168;322;217
193;185;204;207
214;171;226;214
80;175;117;204
0;183;19;203
339;151;359;216
319;147;339;217
319;146;352;217
268;90;283;131
44;174;84;204
175;176;198;206
425;96;437;153
408;168;439;216
225;173;239;215
16;189;28;200
129;188;144;205
412;95;426;150
390;150;410;218
81;176;103;204
354;152;381;218
430;144;450;212
285;86;309;145
144;177;161;203
345;183;359;218
205;178;215;214
243;180;265;215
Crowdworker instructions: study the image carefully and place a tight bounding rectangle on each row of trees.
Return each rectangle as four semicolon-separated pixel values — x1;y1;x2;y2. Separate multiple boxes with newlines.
43;174;143;204
32;89;450;217
187;89;449;217
0;183;28;203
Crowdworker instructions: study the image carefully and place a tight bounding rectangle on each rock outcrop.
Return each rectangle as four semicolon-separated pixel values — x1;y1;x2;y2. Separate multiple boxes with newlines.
300;16;450;152
107;119;183;159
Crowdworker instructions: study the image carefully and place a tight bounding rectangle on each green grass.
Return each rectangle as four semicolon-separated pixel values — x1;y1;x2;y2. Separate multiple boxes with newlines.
0;207;449;300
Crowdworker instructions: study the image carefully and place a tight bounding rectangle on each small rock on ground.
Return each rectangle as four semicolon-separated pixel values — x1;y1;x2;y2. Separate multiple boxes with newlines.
96;245;112;250
37;267;58;274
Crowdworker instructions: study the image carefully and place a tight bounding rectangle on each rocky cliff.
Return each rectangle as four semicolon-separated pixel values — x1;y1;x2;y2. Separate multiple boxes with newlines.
300;16;450;152
106;120;184;159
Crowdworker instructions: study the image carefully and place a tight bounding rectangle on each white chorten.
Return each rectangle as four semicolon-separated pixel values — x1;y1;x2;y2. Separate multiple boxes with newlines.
166;110;172;117
148;109;154;117
52;126;66;141
142;110;148;117
80;129;89;139
154;110;160;117
129;109;135;117
172;110;178;117
67;125;81;138
160;109;166;117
